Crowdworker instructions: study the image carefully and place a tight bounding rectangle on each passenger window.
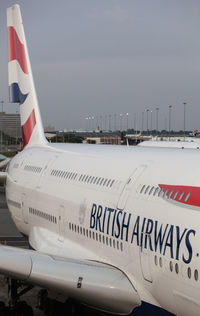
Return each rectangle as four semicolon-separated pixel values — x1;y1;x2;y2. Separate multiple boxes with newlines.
194;269;198;281
103;179;107;186
85;176;89;182
163;189;168;198
178;191;184;201
87;176;91;183
100;178;104;185
173;191;178;200
153;187;159;196
110;180;115;187
149;186;154;195
168;190;173;198
107;179;111;187
184;192;190;202
175;263;179;274
144;185;150;194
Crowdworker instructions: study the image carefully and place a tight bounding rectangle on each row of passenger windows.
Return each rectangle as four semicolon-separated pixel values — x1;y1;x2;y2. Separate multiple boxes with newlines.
140;185;190;203
154;255;199;281
29;207;57;224
69;222;123;252
24;165;42;173
51;169;115;188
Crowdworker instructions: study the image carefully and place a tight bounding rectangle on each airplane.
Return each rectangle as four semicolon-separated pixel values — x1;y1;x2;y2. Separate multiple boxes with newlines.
1;3;200;316
138;139;200;149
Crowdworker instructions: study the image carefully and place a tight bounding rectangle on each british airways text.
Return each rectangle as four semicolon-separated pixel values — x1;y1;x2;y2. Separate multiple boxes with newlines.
90;203;195;264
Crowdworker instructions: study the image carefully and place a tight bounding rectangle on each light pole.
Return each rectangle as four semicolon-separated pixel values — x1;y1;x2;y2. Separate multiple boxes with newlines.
156;107;159;133
96;115;99;130
114;114;117;131
91;116;94;131
105;115;107;131
135;113;138;134
85;117;88;131
146;109;149;134
126;113;129;131
183;102;187;140
141;111;144;133
16;110;18;145
88;116;91;131
150;110;153;134
0;101;4;152
0;101;4;113
120;114;123;131
100;115;102;130
109;114;111;131
168;105;172;137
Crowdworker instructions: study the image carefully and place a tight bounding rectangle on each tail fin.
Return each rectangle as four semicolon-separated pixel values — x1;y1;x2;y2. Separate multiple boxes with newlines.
7;5;47;148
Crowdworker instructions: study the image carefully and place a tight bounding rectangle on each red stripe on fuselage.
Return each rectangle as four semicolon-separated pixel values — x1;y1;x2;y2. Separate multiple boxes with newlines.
21;109;36;148
7;26;28;74
159;184;200;207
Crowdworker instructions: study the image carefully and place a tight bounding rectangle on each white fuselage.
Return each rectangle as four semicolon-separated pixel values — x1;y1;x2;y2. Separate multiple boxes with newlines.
5;143;200;316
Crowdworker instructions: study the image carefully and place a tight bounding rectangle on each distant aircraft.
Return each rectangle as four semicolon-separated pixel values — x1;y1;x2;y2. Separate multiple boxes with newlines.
1;4;200;316
138;139;200;149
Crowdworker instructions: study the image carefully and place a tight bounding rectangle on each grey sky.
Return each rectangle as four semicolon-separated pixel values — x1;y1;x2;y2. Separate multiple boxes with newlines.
1;0;200;131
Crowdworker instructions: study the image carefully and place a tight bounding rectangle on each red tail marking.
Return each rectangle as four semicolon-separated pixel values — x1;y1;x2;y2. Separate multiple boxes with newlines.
21;109;36;148
7;26;28;74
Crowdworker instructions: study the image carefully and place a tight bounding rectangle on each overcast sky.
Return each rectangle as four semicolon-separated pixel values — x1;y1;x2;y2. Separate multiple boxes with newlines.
1;0;200;131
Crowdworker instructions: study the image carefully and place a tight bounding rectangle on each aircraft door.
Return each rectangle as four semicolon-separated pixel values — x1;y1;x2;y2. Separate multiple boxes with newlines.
117;165;146;210
58;205;65;242
140;235;153;283
21;193;29;224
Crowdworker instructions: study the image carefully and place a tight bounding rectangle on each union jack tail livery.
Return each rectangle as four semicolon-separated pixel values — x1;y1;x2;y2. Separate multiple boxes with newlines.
7;5;47;148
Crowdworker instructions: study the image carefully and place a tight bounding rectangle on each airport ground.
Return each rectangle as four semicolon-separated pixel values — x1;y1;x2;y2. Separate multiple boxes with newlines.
0;188;174;316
